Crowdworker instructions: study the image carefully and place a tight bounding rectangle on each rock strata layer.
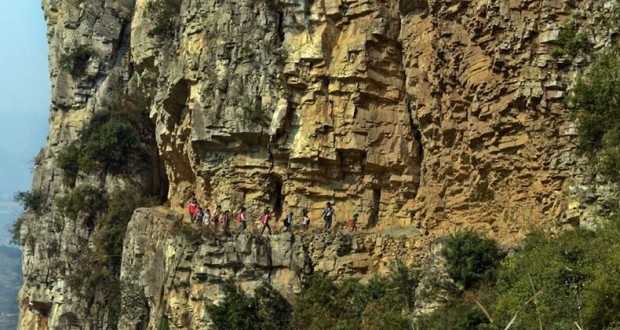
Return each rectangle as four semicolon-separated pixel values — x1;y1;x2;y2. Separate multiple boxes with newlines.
18;0;620;329
118;208;420;329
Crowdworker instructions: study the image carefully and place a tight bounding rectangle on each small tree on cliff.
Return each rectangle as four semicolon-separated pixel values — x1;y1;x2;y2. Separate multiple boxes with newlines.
443;230;503;290
206;280;292;330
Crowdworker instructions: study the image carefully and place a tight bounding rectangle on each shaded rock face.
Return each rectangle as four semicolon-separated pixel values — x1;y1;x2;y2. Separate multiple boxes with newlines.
19;0;620;329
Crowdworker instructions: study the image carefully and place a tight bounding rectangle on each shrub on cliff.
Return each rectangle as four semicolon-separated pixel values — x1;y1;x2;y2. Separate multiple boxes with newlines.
206;280;292;330
59;45;93;77
56;111;144;177
92;189;156;271
8;190;45;246
552;17;589;58
570;48;620;180
443;230;503;290
56;145;79;184
14;190;45;214
55;184;106;227
78;111;141;173
145;0;179;39
415;297;491;330
8;215;26;246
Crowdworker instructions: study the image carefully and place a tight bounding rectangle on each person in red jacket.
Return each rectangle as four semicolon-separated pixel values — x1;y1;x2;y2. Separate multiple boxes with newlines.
187;195;199;222
260;208;272;236
348;213;359;232
236;206;247;234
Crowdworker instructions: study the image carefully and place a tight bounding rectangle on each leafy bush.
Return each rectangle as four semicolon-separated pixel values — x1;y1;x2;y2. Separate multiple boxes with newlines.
206;280;292;330
78;111;141;173
145;0;178;39
92;189;155;270
8;215;26;246
443;230;503;290
552;18;589;57
56;145;80;184
56;110;147;177
59;45;93;77
293;262;418;330
55;185;106;224
14;190;45;214
570;48;620;180
158;317;170;330
491;221;620;329
292;273;347;329
416;297;490;330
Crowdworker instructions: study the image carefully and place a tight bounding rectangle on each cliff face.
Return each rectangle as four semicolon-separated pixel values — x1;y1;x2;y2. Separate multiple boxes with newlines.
19;0;619;328
118;208;420;329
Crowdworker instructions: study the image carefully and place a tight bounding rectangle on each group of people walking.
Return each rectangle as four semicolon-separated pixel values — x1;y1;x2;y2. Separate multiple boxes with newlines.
187;196;229;225
187;195;359;236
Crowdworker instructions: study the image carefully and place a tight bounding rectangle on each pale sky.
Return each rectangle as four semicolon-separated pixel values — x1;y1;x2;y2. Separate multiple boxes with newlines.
0;1;50;244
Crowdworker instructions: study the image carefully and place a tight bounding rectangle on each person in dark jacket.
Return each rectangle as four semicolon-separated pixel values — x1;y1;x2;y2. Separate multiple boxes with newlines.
321;202;334;230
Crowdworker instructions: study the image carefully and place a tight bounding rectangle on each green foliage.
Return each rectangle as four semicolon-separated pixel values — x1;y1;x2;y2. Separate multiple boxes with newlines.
145;0;178;39
292;273;346;329
57;110;148;177
10;190;45;246
55;185;106;222
92;189;154;271
63;187;157;328
158;317;170;330
59;45;93;77
8;215;25;246
207;269;417;330
293;263;418;330
570;48;620;180
14;190;45;214
443;230;503;290
78;111;141;173
416;298;490;330
56;145;79;182
491;221;620;329
206;280;292;330
552;18;589;57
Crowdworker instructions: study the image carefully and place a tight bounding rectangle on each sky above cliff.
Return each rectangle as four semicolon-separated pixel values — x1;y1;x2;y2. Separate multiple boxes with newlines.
0;2;50;244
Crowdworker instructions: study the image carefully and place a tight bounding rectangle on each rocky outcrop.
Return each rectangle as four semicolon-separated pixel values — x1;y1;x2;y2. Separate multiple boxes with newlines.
18;0;620;329
118;208;421;329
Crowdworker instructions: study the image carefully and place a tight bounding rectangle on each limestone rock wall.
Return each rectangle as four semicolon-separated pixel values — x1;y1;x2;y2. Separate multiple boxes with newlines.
136;0;421;227
136;0;618;241
19;0;167;328
401;0;619;242
118;208;421;329
19;0;620;329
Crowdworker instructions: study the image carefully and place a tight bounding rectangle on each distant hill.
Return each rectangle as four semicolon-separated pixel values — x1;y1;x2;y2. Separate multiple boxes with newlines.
0;245;21;320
